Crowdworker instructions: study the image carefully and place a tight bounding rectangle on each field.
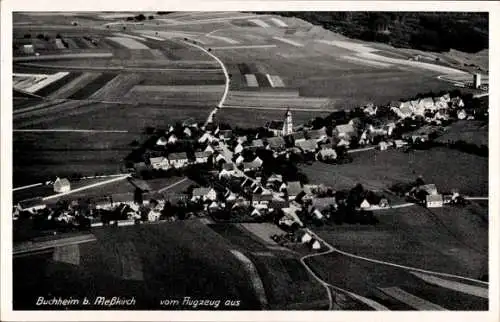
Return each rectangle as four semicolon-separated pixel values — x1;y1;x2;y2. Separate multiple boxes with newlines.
305;200;488;310
436;121;488;147
13;131;142;186
13;220;262;310
300;147;488;196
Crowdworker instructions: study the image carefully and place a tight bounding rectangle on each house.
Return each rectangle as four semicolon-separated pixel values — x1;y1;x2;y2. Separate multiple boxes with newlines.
54;177;71;193
379;141;389;151
224;189;238;202
251;208;262;217
267;120;285;136
316;147;337;161
450;97;465;108
194;151;211;164
301;232;312;243
420;97;436;110
167;134;178;144
237;136;248;144
156;136;168;146
311;240;321;250
250;139;265;150
235;155;245;165
243;157;263;172
150;156;169;170
364;103;377;116
17;197;46;213
208;201;220;211
286;181;303;200
426;194;444;208
307;127;328;142
198;132;213;144
219;163;236;178
184;127;192;137
292;131;306;143
335;123;355;138
420;184;438;195
234;143;244;154
393;140;407;148
168;152;189;168
23;44;35;54
214;153;226;164
204;144;215;154
219;130;232;141
337;137;351;147
312;209;325;220
360;199;371;209
392;101;413;119
308;197;337;213
457;109;467;120
269;199;289;212
252;193;273;207
295;139;317;153
266;136;286;151
147;209;161;222
191;187;217;202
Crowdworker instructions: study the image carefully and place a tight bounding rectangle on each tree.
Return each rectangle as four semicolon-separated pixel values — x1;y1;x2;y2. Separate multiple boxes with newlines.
135;14;146;21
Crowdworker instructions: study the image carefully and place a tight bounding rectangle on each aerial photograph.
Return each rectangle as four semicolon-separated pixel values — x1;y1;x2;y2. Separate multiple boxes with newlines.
11;11;489;311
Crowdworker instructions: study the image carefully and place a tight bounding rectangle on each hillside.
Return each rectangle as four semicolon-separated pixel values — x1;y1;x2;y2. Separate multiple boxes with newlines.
257;12;488;54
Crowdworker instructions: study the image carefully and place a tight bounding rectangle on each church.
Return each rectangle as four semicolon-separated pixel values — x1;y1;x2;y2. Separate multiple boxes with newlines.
266;108;293;136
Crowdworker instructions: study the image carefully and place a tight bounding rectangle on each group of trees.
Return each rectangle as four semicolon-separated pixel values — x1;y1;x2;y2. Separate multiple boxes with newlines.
260;12;488;53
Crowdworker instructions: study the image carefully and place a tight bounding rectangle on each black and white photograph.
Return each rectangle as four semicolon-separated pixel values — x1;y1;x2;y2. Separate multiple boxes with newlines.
1;1;498;320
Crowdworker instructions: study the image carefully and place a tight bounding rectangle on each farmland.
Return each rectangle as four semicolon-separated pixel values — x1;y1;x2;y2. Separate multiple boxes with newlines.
300;147;488;196
13;221;262;310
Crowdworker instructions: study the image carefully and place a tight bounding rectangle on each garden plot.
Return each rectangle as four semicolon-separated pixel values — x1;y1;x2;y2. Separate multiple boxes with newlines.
68;73;117;100
106;36;150;50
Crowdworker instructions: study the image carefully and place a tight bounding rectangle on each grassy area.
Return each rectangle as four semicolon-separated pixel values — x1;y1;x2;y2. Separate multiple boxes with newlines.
436;121;488;147
300;147;488;196
13;220;262;310
13;131;142;186
216;108;330;128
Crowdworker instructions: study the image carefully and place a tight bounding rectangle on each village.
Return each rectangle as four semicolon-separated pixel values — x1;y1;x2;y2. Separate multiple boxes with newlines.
13;89;486;250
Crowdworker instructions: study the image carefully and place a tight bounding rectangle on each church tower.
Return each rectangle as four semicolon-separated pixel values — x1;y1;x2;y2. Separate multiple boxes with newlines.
282;108;293;136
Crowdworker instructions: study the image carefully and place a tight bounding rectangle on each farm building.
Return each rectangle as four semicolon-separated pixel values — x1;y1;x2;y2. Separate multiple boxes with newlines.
301;232;313;244
252;193;273;207
235;155;245;165
150;157;169;170
167;134;178;144
156;136;167;146
191;187;217;202
17;197;46;213
219;130;232;141
168;152;189;168
243;157;263;172
250;139;265;150
308;197;337;213
335;123;355;138
219;163;236;178
360;199;371;209
194;151;211;164
307;127;328;142
266;136;286;150
316;147;337;161
204;145;215;154
234;143;244;154
426;194;444;208
53;177;71;193
295;139;317;153
22;44;35;54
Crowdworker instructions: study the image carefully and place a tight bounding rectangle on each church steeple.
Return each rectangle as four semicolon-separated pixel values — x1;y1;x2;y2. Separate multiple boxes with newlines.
282;108;293;136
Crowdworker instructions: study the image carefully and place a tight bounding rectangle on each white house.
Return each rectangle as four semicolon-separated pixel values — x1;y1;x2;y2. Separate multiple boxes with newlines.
148;209;161;222
335;123;355;138
360;199;371;209
251;208;262;217
301;232;312;244
235;155;245;165
379;141;389;151
311;240;321;250
150;156;169;170
219;163;236;178
167;134;178;144
191;187;217;202
184;127;192;137
168;152;189;168
204;145;215;154
234;143;244;154
194;151;211;164
426;194;444;208
156;136;168;146
54;177;71;193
